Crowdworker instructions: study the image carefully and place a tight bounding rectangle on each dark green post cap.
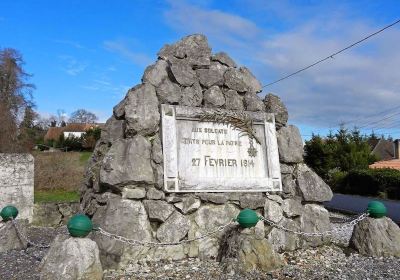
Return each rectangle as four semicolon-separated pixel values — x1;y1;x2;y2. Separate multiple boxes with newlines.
367;201;387;218
236;208;260;228
67;214;93;237
0;205;19;221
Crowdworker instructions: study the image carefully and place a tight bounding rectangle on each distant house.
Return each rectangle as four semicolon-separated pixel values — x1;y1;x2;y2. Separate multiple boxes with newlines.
368;138;394;161
44;123;104;142
369;139;400;170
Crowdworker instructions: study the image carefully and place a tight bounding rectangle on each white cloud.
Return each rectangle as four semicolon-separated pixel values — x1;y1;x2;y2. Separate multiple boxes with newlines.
53;39;86;49
164;1;400;132
82;79;130;99
164;0;260;50
59;55;88;76
103;40;153;67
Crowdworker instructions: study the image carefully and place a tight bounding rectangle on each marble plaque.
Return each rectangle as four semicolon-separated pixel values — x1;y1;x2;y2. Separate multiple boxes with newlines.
161;105;282;192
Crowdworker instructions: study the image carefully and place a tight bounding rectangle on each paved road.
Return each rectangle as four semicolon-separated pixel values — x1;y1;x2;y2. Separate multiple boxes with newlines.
324;193;400;224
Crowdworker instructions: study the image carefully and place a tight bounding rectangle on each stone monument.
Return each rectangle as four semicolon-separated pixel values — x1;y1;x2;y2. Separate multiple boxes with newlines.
80;34;333;269
0;154;34;222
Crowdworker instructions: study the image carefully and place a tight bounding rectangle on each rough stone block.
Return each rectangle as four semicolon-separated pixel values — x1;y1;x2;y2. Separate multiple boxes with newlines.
39;235;103;280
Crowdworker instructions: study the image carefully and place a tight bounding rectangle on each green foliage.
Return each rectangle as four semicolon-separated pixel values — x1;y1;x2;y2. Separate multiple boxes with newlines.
63;135;83;151
333;168;400;199
82;127;101;150
304;127;378;181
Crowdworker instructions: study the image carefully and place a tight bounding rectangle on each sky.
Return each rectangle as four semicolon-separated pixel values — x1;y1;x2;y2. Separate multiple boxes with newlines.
1;0;400;140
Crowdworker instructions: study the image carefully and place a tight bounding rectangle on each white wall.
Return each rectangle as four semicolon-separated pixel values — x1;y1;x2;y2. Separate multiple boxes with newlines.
63;131;85;138
0;154;34;222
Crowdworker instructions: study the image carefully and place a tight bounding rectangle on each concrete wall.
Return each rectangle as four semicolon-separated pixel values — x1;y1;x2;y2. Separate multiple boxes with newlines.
0;154;34;222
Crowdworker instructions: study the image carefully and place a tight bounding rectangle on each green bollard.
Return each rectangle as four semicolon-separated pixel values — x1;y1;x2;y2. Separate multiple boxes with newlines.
67;214;93;237
0;205;19;221
367;200;387;218
236;208;260;228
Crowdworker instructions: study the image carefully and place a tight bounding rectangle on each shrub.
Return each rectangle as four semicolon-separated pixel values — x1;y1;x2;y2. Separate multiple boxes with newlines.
334;168;400;199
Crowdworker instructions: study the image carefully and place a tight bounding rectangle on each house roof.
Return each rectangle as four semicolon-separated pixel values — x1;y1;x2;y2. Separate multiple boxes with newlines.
369;159;400;170
370;139;394;161
44;123;105;141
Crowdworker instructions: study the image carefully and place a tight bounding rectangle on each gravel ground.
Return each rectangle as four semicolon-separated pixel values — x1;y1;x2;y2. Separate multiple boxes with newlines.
1;212;400;280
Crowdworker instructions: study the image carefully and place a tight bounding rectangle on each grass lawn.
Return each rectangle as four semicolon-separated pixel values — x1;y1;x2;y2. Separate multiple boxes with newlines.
79;151;92;164
34;189;80;204
33;151;92;203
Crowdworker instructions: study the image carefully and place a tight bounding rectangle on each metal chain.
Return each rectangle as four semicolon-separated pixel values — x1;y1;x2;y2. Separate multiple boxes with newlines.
96;220;235;247
11;219;54;249
260;212;369;237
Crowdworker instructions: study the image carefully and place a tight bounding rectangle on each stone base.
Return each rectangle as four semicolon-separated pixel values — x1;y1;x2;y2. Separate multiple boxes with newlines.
39;235;103;280
218;225;283;273
0;220;28;253
350;217;400;257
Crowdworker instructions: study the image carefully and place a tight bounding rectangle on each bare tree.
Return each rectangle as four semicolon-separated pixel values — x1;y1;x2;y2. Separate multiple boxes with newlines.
0;48;35;152
69;109;98;124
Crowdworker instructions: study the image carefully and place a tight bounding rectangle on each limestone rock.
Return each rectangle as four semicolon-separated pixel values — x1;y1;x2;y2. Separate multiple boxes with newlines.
146;187;165;200
264;94;288;128
170;61;197;86
224;89;244;110
267;217;301;252
151;162;164;190
281;198;303;217
196;193;229;204
189;204;239;258
300;204;331;247
295;164;333;202
238;235;283;272
276;125;303;163
151;134;163;164
32;203;62;227
39;235;103;280
0;220;28;253
113;98;126;119
144;200;175;222
280;163;294;174
204;85;225;107
281;174;297;197
121;187;146;199
266;194;283;204
125;83;160;136
180;81;203;107
157;211;190;243
101;116;125;143
166;194;183;203
196;67;224;88
350;217;400;257
156;78;181;105
92;197;152;268
224;67;262;93
58;203;80;224
100;136;154;187
158;34;211;67
264;198;283;223
174;196;201;214
211;52;237;68
142;59;169;87
239;193;265;209
243;92;265;111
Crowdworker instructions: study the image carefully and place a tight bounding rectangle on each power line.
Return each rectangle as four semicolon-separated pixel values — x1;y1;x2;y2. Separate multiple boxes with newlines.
262;19;400;88
358;111;400;129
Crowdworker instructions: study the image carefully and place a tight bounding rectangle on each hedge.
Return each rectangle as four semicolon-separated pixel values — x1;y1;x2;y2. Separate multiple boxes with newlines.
331;168;400;199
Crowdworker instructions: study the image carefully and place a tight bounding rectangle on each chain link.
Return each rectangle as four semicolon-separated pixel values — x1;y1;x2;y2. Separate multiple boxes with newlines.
96;220;235;247
11;219;58;249
260;212;369;237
